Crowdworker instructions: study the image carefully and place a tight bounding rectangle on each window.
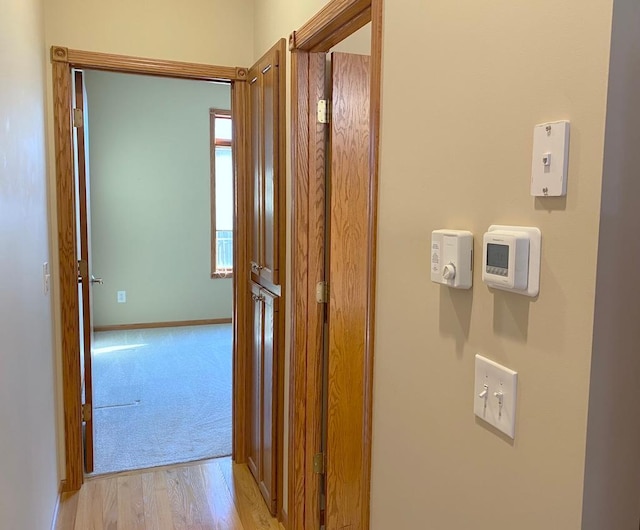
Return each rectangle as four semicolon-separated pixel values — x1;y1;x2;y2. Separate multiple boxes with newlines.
210;109;233;277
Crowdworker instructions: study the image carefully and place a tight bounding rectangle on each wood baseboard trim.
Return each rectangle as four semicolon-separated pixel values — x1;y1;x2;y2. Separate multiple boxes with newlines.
93;318;232;332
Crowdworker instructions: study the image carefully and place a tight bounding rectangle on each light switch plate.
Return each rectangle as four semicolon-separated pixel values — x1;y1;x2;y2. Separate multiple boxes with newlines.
531;120;570;197
474;354;518;439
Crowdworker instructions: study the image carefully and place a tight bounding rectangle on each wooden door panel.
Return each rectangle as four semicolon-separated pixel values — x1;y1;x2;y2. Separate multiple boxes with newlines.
260;57;279;286
73;69;94;474
248;282;263;481
249;72;263;278
259;289;279;515
326;52;371;530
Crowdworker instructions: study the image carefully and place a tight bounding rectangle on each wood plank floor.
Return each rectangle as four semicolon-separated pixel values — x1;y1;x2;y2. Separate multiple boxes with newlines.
54;457;284;530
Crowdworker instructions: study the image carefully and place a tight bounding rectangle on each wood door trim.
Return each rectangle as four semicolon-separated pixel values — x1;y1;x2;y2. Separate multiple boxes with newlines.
51;46;248;82
288;0;383;528
288;49;310;530
289;0;371;52
232;79;251;468
53;60;83;493
52;48;251;493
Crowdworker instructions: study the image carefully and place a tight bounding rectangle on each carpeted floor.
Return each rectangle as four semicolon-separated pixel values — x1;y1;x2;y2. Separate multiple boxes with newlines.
90;324;232;475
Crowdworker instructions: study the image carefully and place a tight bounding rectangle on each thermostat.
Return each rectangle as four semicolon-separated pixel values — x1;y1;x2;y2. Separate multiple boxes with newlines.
431;229;473;289
482;225;541;297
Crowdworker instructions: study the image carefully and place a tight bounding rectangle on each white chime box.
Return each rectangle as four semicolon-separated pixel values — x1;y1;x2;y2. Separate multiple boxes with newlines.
430;230;473;289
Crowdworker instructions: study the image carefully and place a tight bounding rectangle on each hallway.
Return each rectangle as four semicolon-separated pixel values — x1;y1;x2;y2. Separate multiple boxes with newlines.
54;457;283;529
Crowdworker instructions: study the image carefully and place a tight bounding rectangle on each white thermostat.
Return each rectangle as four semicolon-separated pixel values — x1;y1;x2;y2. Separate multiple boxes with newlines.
431;229;473;289
482;225;541;297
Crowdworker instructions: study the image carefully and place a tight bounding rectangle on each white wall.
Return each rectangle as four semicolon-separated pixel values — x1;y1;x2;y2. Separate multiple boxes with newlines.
84;71;232;327
0;0;60;528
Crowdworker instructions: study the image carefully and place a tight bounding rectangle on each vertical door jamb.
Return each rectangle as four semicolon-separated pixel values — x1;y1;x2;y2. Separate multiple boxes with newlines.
288;0;384;527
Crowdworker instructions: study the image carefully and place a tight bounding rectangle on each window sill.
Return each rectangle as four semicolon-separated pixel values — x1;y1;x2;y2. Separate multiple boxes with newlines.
211;271;233;279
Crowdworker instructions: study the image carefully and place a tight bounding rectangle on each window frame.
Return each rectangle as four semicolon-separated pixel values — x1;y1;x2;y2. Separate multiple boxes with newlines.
210;108;234;278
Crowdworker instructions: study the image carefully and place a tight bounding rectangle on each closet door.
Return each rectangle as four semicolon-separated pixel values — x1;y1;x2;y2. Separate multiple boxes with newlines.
248;45;281;287
259;288;279;514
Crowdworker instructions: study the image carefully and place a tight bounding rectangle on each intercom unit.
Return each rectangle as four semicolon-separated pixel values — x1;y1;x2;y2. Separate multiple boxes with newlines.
482;225;541;297
431;230;473;289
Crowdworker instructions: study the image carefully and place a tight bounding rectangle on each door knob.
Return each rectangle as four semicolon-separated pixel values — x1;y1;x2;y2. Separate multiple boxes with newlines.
90;275;104;285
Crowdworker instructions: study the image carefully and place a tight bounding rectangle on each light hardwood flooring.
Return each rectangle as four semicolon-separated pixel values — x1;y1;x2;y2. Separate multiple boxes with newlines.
54;457;285;529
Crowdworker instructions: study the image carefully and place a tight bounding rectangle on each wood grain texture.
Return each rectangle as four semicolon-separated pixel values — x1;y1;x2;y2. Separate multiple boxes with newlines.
54;458;284;529
293;0;371;52
288;49;310;530
54;60;84;492
309;6;372;53
362;2;384;527
304;51;329;530
74;69;95;475
232;79;251;466
326;52;371;530
93;318;232;333
59;47;243;81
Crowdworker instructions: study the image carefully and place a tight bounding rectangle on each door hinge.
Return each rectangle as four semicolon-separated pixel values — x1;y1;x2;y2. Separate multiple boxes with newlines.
315;281;329;304
78;259;88;282
73;108;84;128
313;452;325;474
317;99;329;124
81;403;92;423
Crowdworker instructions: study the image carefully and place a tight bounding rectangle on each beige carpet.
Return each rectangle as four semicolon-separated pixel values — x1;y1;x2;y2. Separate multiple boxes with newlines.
90;324;232;475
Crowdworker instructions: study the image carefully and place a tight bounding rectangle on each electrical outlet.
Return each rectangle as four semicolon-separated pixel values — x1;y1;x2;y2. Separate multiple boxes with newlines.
117;291;126;303
43;262;50;295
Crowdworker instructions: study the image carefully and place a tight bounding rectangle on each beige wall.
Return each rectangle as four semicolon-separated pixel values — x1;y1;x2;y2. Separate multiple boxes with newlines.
45;0;254;67
84;71;232;327
582;0;640;527
44;0;255;478
0;0;60;528
370;2;614;529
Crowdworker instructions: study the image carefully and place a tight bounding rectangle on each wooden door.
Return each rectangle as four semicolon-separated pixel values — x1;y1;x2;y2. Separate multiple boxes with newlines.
325;52;371;530
73;69;96;474
248;281;263;481
248;45;281;288
259;288;279;514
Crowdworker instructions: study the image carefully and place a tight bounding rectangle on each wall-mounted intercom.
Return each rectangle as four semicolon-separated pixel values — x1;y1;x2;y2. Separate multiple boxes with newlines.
482;225;541;297
431;230;473;289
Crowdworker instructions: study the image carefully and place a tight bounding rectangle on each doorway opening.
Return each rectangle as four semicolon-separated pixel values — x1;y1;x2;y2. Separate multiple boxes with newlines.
75;69;234;476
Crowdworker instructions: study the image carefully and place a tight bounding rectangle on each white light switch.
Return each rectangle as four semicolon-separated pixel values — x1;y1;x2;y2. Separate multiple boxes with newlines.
474;354;518;439
531;120;570;197
117;291;126;303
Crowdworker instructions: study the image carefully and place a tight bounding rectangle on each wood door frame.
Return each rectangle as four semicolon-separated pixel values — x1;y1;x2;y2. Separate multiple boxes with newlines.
51;46;252;492
288;0;384;528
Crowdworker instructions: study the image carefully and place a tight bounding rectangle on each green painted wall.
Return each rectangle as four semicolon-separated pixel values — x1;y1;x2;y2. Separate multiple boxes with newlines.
85;71;232;326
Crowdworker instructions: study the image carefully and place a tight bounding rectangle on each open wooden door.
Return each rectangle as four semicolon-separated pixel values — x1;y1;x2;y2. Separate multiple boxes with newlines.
246;39;286;517
72;69;96;474
325;51;371;530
